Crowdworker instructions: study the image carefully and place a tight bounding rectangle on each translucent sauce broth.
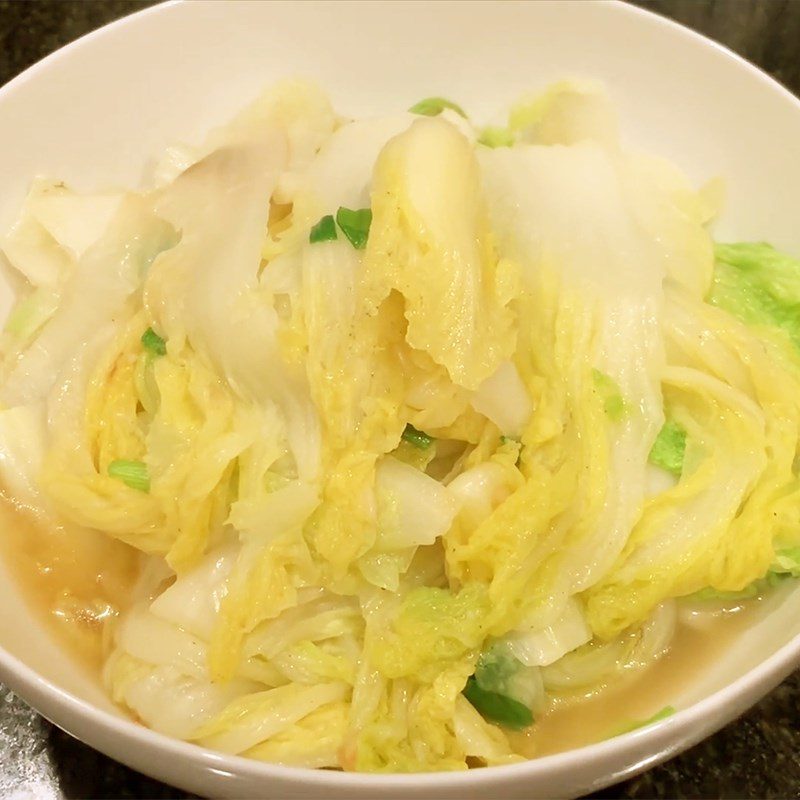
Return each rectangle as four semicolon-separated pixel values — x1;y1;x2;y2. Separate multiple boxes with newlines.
509;602;760;757
0;491;765;756
0;493;140;675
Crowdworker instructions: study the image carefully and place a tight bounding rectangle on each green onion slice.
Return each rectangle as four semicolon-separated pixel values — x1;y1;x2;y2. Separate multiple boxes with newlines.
309;214;338;244
108;459;150;493
478;126;515;148
336;207;372;250
648;420;687;476
401;424;434;450
409;97;467;118
463;676;533;730
141;327;167;356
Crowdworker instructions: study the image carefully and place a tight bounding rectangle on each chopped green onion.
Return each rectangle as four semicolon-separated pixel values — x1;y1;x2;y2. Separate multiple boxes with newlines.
336;207;372;250
402;424;434;450
478;126;515;148
463;676;533;730
649;420;687;476
592;368;625;421
393;438;437;471
141;327;167;356
499;435;522;465
108;459;150;493
612;705;675;737
605;396;625;420
409;96;467;118
309;214;338;244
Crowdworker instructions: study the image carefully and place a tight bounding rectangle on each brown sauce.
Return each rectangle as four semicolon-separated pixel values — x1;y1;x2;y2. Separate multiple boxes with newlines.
510;603;759;756
0;494;140;675
0;492;765;758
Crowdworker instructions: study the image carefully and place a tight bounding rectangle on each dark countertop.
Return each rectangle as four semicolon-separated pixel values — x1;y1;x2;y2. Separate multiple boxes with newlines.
1;1;799;798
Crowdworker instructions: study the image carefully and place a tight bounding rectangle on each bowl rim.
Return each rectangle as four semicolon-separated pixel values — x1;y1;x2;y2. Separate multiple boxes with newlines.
1;0;800;790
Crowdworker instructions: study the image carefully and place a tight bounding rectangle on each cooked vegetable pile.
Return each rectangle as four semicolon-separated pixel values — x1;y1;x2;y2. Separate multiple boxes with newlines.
2;80;800;771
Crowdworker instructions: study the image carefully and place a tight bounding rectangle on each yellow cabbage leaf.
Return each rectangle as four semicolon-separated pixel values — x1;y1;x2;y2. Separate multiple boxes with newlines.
364;117;518;390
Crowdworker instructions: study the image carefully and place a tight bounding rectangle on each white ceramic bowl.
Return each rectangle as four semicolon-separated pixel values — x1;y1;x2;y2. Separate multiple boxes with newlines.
2;1;800;797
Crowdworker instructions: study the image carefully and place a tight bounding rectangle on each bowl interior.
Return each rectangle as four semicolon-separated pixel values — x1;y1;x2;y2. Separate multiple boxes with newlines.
1;1;800;797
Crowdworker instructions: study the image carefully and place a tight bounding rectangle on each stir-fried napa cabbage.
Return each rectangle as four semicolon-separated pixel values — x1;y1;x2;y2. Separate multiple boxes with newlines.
2;79;800;772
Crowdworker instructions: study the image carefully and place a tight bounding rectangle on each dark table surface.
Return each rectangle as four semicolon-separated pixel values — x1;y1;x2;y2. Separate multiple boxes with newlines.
2;1;800;798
